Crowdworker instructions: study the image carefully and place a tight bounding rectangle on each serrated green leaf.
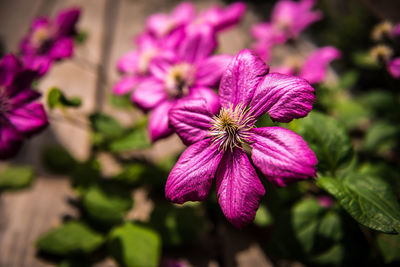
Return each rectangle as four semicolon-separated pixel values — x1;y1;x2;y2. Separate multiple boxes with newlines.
317;175;400;233
109;223;161;267
290;111;353;176
36;221;104;256
83;185;133;226
109;127;150;152
0;165;34;191
41;146;77;174
376;233;400;263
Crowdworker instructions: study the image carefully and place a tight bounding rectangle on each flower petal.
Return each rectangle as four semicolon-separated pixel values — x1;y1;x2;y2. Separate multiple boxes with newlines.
250;127;317;187
199;2;246;32
0;119;23;160
8;88;41;109
132;78;167;111
50;37;74;59
178;24;217;63
165;138;224;203
188;86;220;114
148;100;174;142
169;98;213;146
299;46;341;84
7;102;48;137
0;54;20;87
55;7;80;37
113;76;140;96
196;54;233;87
249;73;315;122
117;50;139;74
219;49;268;109
216;148;265;228
388;57;400;79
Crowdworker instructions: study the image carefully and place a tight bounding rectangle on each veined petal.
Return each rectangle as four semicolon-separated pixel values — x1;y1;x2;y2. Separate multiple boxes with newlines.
169;98;213;146
0;119;23;160
132;78;167;111
113;76;140;95
249;73;315;122
148;100;174;142
7;102;48;137
219;49;269;109
165;138;224;203
216;148;265;228
178;24;217;63
50;37;74;59
299;46;341;84
250;127;317;187
196;54;233;87
188;86;220;114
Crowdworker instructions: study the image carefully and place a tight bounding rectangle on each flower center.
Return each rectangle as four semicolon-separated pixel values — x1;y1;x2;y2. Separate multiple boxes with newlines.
0;86;9;115
371;21;393;41
138;48;157;74
370;45;393;63
165;63;195;98
209;103;254;152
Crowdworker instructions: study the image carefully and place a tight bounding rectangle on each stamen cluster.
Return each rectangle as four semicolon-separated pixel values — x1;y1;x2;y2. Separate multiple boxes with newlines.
165;63;195;98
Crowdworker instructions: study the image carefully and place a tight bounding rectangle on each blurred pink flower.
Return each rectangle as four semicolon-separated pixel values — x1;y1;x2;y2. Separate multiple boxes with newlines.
166;49;317;228
251;0;322;61
0;54;48;159
132;25;232;142
318;196;334;208
388;57;400;79
19;7;81;76
271;46;341;84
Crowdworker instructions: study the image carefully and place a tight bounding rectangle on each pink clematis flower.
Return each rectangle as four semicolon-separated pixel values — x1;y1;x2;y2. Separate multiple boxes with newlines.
0;54;48;159
271;46;341;84
251;0;322;61
166;49;317;228
388;57;400;79
19;7;81;75
132;25;232;142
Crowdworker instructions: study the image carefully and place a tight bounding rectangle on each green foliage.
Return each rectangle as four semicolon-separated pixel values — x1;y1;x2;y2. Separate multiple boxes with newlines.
82;185;133;226
47;87;82;110
254;203;274;227
41;146;77;174
109;127;151;152
109;94;133;109
290;111;353;176
36;221;104;256
317;175;400;233
376;233;400;263
362;121;398;154
90;113;125;140
108;222;161;267
0;165;34;191
75;30;88;44
71;160;102;194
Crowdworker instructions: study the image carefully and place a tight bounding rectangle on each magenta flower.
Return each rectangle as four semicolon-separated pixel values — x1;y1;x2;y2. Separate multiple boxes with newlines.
19;7;81;75
132;25;232;142
271;46;341;84
166;49;317;228
392;23;400;38
0;54;48;159
388;57;400;79
251;0;322;61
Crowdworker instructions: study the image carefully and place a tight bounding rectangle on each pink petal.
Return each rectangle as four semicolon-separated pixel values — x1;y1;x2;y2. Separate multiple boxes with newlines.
216;148;265;228
270;65;295;76
113;76;140;96
196;54;233;87
117;50;139;74
149;58;173;81
178;24;217;63
0;119;23;160
250;127;317;187
7;102;48;137
171;2;195;25
392;23;400;38
249;73;315;122
55;7;80;37
148;100;174;142
219;49;269;109
165;138;224;203
388;58;400;79
198;2;246;32
188;86;220;114
299;46;341;84
132;78;167;111
50;37;74;59
8;88;41;109
0;54;20;87
169;98;213;146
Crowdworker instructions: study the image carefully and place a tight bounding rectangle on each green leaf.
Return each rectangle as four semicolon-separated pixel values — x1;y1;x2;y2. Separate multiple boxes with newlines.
0;166;34;191
376;233;400;263
82;185;133;226
254;203;274;227
352;51;380;69
114;164;147;185
333;99;370;130
317;175;400;233
75;30;88;44
290;111;353;176
71;160;101;194
41;146;77;174
109;127;150;152
36;221;104;256
109;94;133;109
109;222;161;267
362;121;398;153
336;70;360;89
89;113;125;140
47;87;82;110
